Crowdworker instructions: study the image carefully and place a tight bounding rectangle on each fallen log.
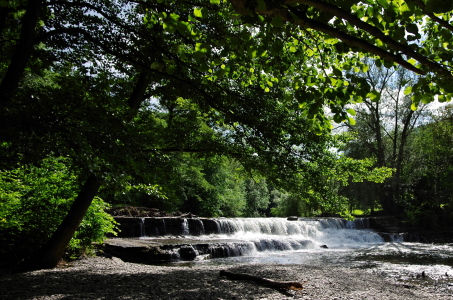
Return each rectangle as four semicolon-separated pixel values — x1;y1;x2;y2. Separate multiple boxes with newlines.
219;270;305;290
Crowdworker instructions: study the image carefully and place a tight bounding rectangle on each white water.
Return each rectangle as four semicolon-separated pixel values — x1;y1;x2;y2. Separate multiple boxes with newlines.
143;217;389;255
139;218;146;237
137;217;453;283
210;218;385;251
181;218;190;235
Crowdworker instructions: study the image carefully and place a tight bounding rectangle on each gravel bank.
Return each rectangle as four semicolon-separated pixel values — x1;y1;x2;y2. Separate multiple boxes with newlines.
1;256;452;299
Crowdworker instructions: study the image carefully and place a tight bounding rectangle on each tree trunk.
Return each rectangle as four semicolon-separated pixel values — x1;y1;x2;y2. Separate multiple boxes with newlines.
24;174;101;270
219;270;305;290
0;6;11;35
0;0;41;107
22;71;151;270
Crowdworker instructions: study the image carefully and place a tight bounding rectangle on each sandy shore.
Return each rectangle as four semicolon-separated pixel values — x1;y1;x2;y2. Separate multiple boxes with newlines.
1;256;452;299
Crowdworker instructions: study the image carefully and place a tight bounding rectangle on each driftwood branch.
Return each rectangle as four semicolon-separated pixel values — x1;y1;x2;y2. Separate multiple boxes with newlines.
219;270;306;290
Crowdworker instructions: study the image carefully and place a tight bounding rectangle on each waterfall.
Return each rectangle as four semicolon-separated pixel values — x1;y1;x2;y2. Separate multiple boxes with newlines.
205;218;384;248
181;218;189;235
197;219;205;235
139;218;146;237
213;218;320;236
134;217;385;243
351;218;370;229
123;217;393;261
108;217;452;280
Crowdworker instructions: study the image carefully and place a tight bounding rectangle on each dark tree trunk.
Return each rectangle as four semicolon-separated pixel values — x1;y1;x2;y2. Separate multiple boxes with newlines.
0;6;11;35
0;0;41;107
23;71;151;270
24;174;101;270
219;270;305;290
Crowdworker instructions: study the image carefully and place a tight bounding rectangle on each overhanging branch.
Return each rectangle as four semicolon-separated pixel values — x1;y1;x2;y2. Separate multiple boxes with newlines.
229;0;453;78
290;0;451;77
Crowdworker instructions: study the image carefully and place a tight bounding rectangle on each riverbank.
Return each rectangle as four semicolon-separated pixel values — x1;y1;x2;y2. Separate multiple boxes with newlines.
1;256;452;299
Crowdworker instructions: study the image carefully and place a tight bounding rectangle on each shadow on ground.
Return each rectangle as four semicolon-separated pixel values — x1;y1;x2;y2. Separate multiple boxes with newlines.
0;265;296;299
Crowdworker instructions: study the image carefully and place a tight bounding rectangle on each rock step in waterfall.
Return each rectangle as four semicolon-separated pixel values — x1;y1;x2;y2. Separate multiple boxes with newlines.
115;217;375;237
104;217;414;263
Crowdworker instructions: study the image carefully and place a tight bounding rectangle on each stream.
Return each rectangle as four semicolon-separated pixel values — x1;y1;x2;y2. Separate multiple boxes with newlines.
115;217;453;284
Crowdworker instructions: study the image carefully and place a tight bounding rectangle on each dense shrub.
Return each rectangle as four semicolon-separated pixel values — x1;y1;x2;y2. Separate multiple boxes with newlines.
0;157;117;264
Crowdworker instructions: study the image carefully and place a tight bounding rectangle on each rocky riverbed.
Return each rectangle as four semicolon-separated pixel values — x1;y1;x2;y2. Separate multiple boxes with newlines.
1;256;452;299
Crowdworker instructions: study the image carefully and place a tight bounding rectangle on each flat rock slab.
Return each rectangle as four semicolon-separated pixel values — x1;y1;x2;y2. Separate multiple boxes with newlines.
104;238;164;248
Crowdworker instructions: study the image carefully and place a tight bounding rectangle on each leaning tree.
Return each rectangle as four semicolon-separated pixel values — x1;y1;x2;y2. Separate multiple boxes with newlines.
1;0;452;269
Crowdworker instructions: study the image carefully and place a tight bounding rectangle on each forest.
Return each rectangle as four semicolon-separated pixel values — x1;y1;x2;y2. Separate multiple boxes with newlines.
1;0;453;270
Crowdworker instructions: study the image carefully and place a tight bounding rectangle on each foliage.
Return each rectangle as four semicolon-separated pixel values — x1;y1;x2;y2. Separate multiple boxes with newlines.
0;157;117;263
243;178;270;217
2;0;453;268
340;62;428;213
270;193;312;217
400;104;453;228
68;197;117;258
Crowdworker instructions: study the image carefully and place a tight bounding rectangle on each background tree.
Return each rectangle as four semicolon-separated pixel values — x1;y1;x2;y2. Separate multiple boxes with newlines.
401;104;453;228
341;63;428;213
1;0;453;269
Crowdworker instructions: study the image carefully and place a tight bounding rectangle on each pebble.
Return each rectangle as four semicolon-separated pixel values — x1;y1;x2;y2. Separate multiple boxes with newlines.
0;256;452;299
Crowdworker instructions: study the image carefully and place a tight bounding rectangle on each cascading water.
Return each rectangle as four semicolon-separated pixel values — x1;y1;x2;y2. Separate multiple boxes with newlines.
197;219;205;235
139;218;146;237
210;218;384;252
135;217;394;261
109;217;453;284
181;219;190;236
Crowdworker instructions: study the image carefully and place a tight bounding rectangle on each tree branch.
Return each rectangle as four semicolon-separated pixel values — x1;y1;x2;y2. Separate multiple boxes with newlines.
229;0;453;78
287;6;424;75
219;270;305;290
0;0;42;107
409;0;453;32
289;0;451;77
127;71;152;115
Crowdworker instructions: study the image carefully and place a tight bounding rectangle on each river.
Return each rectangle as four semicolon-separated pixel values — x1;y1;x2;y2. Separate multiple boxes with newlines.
118;217;453;284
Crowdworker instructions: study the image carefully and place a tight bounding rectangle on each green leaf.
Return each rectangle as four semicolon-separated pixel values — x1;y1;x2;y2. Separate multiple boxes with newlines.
437;94;447;102
194;8;203;18
440;80;453;93
166;64;176;75
257;0;266;11
406;23;419;35
271;15;284;27
407;59;417;66
376;0;389;9
367;90;380;102
421;94;432;104
346;108;356;116
411;102;418;111
425;0;453;13
169;13;180;20
404;86;412;95
247;47;257;58
193;51;206;63
332;68;342;77
162;22;175;33
347;117;356;125
383;60;394;68
151;61;164;72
